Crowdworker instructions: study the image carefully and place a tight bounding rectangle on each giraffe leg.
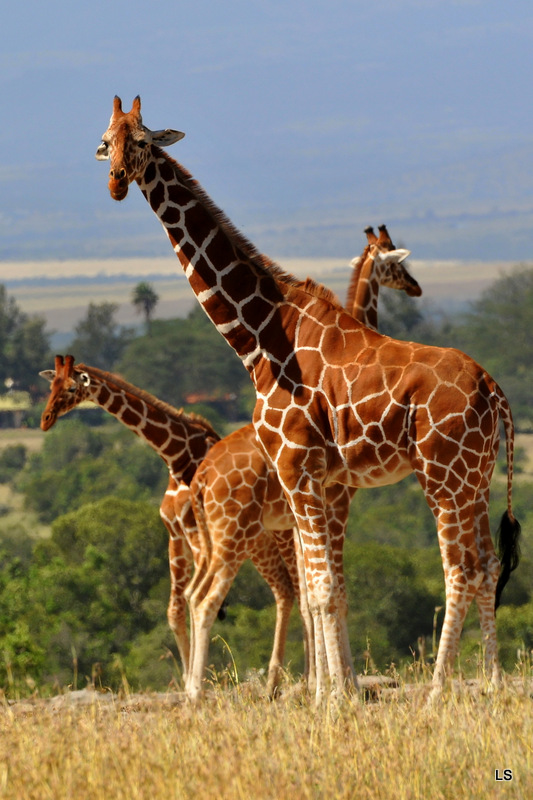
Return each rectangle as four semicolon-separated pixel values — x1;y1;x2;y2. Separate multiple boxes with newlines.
248;531;296;698
186;559;242;702
293;516;350;703
474;503;502;689
167;584;190;678
162;521;193;682
326;484;356;681
430;510;484;701
271;526;317;693
476;588;502;688
286;525;317;694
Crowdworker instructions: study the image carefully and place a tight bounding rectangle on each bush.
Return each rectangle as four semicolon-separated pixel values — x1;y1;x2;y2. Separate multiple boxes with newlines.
0;444;27;483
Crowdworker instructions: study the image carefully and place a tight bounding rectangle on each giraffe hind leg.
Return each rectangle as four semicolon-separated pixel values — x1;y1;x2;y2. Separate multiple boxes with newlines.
429;508;485;701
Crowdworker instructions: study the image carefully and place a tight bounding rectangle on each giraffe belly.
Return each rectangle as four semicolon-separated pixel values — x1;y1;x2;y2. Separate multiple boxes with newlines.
261;470;297;530
326;440;413;490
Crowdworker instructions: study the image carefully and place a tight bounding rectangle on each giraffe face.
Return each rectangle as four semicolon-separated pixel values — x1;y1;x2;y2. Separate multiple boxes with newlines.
374;249;422;297
39;364;91;431
96;96;185;201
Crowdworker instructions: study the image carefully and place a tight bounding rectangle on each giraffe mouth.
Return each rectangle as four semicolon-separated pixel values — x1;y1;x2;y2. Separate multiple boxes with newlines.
108;177;129;201
40;411;56;431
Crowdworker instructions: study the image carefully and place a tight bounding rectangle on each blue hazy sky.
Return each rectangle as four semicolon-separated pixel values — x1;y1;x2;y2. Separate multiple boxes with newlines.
1;0;532;264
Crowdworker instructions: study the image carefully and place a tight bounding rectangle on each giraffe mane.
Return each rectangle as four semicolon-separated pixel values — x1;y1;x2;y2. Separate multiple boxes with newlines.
295;276;341;307
76;363;221;441
153;148;343;310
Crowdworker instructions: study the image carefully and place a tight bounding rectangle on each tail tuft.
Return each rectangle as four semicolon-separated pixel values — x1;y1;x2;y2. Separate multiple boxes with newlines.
495;510;521;610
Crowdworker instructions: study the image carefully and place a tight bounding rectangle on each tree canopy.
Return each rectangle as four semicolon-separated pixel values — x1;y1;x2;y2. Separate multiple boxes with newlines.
0;285;52;397
131;282;159;335
68;302;134;371
454;266;533;428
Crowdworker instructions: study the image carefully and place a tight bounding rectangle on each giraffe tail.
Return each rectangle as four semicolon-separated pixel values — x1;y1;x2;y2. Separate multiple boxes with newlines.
494;385;522;610
495;511;521;609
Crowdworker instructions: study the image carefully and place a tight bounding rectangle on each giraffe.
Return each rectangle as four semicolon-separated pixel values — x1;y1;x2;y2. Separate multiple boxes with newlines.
346;224;422;331
39;227;420;700
184;223;423;699
39;355;298;693
96;96;521;702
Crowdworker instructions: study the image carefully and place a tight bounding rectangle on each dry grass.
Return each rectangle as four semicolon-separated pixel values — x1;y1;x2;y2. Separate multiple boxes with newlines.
1;677;531;800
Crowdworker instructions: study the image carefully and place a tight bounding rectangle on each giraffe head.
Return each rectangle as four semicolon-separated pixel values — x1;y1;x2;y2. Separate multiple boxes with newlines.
351;224;422;298
95;96;185;201
39;355;92;431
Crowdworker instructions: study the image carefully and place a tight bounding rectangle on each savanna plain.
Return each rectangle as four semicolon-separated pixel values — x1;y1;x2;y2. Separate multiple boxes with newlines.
2;262;533;799
1;677;532;800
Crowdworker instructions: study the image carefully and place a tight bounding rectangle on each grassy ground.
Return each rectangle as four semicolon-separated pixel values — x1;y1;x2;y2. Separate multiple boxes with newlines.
1;677;531;800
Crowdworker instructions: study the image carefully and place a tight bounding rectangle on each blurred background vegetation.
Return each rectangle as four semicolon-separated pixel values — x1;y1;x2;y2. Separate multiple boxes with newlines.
0;268;532;694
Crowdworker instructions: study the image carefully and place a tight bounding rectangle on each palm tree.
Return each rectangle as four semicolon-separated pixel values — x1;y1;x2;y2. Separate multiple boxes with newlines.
131;282;159;335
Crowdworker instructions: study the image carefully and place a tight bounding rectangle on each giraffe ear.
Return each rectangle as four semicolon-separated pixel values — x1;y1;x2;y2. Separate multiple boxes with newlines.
77;372;91;387
149;129;185;147
39;370;56;383
379;248;411;264
349;256;362;269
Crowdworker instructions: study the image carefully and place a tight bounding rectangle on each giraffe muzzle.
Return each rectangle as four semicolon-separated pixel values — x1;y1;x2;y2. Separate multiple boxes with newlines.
40;410;55;431
108;168;129;201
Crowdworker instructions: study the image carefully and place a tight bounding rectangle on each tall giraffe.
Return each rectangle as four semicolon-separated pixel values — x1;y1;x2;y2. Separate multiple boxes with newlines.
39;355;298;693
96;96;520;701
39;228;421;700
184;225;422;699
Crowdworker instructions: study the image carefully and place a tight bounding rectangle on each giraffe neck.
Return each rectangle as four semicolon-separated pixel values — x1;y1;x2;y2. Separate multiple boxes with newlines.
346;253;380;331
138;148;315;372
77;365;219;483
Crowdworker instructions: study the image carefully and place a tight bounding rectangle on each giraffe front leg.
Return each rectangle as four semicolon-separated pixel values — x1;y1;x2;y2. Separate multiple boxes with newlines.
162;517;193;684
291;525;317;695
293;515;355;704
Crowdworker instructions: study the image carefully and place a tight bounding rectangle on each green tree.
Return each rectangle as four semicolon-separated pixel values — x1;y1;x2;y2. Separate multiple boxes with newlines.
454;266;533;428
342;542;443;670
2;497;170;690
68;302;134;371
0;284;52;397
118;305;250;418
0;444;27;483
18;419;167;523
131;281;159;335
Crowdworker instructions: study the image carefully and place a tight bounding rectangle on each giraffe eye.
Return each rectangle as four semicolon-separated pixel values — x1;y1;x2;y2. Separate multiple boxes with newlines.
138;140;147;149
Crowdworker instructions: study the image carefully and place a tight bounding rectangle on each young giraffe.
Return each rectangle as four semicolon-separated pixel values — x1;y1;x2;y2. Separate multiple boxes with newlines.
39;355;299;693
184;224;422;699
96;96;520;702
